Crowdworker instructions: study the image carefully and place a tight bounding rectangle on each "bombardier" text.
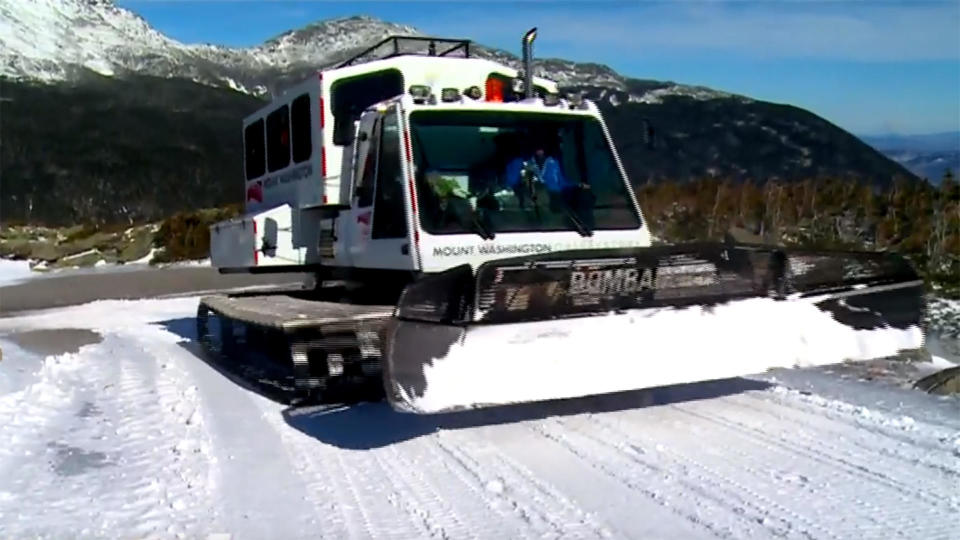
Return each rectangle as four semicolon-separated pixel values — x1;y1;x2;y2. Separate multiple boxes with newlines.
568;268;654;296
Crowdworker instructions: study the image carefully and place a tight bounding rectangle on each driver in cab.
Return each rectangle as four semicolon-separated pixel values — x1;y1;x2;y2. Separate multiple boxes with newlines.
502;138;593;226
503;141;573;195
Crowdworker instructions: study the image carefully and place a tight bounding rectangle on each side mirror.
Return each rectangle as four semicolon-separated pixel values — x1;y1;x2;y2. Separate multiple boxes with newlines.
333;114;356;145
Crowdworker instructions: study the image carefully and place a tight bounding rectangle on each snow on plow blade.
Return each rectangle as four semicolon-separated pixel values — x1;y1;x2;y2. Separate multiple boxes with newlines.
382;243;926;413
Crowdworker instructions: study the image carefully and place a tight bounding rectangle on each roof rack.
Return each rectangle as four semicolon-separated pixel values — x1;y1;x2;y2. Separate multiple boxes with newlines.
337;35;472;68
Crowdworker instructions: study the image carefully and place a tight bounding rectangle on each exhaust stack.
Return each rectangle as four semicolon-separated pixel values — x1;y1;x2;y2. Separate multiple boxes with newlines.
522;27;537;99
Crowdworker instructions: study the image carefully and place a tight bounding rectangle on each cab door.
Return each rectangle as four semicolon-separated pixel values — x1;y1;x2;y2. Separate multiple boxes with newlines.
340;112;379;263
344;106;414;270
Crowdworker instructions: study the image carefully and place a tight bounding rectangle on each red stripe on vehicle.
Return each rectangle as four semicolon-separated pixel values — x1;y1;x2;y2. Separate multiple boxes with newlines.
403;126;421;248
404;130;417;215
252;219;259;265
318;85;327;195
319;96;324;129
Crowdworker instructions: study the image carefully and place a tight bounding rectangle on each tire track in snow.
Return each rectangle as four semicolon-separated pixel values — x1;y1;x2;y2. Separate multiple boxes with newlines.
747;386;959;455
586;411;904;540
281;424;353;538
723;392;960;479
426;435;558;539
379;441;482;540
365;443;459;540
6;296;956;539
658;403;958;540
256;406;389;540
549;414;854;540
574;414;843;540
165;342;326;539
263;409;612;540
331;449;393;540
0;348;95;534
0;333;215;538
525;417;769;539
367;429;600;540
432;429;615;539
108;336;215;537
670;402;952;512
420;436;544;539
259;404;460;540
0;350;84;477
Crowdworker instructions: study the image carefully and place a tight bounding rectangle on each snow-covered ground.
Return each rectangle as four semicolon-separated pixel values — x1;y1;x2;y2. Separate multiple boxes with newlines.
0;259;36;288
0;297;958;539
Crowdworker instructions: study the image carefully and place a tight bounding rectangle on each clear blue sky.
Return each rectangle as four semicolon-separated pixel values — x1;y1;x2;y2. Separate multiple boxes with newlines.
117;0;959;136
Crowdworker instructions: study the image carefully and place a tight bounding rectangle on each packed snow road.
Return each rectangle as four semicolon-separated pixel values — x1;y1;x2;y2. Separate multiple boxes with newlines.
0;297;958;539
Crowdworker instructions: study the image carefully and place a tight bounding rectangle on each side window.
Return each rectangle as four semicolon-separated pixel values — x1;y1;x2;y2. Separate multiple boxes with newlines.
291;94;312;164
330;69;404;145
266;105;290;172
372;110;408;239
356;118;380;207
244;119;265;180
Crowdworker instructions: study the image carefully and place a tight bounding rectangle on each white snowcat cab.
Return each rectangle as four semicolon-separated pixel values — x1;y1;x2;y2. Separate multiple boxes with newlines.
210;32;650;290
200;29;927;414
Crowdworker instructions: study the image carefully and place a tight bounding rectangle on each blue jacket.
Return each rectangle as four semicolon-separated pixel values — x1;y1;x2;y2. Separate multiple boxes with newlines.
504;155;573;193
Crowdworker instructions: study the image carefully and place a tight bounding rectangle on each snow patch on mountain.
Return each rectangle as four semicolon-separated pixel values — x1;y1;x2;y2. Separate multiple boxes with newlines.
249;16;422;69
627;84;736;104
0;0;179;81
0;0;744;105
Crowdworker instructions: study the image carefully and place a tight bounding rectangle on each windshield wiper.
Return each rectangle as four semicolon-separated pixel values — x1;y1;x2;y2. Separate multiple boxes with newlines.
561;202;593;237
470;210;496;240
567;212;592;237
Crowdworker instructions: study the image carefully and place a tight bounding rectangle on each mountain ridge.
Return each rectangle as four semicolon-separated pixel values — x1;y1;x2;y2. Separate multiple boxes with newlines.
0;1;739;102
860;131;960;153
859;131;960;183
0;0;922;226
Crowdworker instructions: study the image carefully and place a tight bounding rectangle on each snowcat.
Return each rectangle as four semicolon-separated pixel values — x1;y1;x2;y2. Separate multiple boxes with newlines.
197;29;927;413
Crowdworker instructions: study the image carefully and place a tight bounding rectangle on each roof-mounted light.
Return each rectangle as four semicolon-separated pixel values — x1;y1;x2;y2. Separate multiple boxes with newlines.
485;77;504;102
440;88;460;102
566;92;588;109
543;92;560;106
409;85;431;97
409;84;432;104
464;85;482;100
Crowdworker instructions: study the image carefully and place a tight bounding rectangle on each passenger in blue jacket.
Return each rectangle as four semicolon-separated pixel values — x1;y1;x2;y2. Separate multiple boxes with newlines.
503;141;594;229
503;144;574;194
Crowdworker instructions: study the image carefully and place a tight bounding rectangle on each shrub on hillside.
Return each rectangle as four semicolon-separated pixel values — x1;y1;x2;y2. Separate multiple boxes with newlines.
63;224;99;243
153;205;240;263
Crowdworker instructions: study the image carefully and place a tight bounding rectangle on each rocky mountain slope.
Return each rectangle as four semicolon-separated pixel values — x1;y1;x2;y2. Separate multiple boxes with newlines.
1;74;257;225
0;0;919;225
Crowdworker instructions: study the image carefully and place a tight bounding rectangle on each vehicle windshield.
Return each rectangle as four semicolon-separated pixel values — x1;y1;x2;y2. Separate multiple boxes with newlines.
407;110;642;237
